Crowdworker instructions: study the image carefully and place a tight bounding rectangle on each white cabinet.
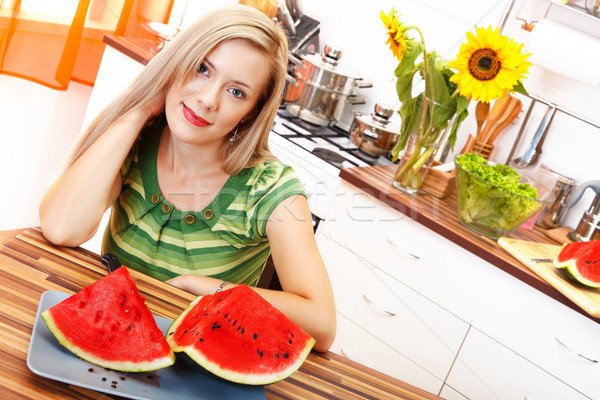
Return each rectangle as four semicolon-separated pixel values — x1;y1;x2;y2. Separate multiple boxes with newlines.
318;181;600;398
445;328;590;400
317;231;469;394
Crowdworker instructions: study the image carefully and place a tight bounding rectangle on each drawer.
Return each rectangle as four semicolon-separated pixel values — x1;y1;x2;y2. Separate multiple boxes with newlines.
331;313;443;395
320;181;448;269
446;328;590;400
317;234;469;384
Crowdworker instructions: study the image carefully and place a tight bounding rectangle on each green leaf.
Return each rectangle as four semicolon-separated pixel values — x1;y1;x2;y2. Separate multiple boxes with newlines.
511;80;528;96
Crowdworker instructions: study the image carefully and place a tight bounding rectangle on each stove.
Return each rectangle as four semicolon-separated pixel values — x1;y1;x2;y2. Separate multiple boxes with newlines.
268;109;398;226
271;108;397;170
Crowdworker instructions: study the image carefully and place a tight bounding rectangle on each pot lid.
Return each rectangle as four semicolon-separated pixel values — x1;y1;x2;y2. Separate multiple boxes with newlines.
301;44;362;79
355;103;401;134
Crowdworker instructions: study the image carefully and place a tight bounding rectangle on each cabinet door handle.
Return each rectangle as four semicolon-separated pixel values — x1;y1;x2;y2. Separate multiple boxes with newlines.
386;236;420;259
363;294;396;317
555;336;598;363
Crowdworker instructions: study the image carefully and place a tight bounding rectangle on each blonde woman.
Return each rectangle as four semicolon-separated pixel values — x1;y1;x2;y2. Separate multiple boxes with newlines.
40;5;336;352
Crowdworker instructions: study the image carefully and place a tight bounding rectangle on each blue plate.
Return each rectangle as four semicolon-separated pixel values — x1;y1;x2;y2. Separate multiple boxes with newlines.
27;290;266;400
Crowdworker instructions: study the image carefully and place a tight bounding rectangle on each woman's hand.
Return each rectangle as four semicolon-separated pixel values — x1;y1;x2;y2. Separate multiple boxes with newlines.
140;90;166;120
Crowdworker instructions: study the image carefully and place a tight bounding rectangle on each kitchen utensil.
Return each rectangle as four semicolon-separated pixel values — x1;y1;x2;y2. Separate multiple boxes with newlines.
349;103;401;156
497;237;600;318
483;97;522;145
509;105;556;171
276;3;296;36
505;98;536;164
566;181;600;242
471;96;523;160
286;0;303;22
460;134;476;154
476;96;511;141
285;44;372;125
475;101;490;140
535;164;578;229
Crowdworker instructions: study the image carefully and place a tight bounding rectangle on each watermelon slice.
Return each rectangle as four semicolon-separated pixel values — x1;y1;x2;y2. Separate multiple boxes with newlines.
166;284;315;385
553;240;600;288
41;267;175;371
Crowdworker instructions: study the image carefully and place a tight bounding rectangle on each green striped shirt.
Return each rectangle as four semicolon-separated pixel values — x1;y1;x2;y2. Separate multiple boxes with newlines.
101;120;306;284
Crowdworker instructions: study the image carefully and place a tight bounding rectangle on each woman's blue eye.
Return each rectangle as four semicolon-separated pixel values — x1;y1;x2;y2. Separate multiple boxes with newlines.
229;88;245;98
198;64;208;75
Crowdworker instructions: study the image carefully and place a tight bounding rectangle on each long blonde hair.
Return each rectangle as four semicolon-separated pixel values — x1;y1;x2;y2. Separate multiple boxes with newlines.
68;5;288;175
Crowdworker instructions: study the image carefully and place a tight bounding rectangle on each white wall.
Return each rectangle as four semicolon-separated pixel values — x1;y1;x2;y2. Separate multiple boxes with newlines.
249;0;600;229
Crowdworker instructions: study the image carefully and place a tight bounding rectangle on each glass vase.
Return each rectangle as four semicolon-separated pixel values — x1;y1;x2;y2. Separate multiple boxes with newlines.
392;97;454;194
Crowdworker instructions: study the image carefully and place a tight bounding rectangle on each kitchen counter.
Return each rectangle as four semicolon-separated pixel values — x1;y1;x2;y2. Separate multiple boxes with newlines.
340;164;600;325
0;227;441;400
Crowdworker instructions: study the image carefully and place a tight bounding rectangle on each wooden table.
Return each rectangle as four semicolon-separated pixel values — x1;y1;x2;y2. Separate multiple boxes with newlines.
0;227;441;400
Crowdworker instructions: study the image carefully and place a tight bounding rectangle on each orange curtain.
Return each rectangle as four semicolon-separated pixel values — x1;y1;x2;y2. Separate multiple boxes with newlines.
0;0;173;90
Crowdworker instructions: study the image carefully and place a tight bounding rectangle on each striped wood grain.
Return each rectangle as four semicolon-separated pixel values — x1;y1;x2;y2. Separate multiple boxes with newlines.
0;227;442;400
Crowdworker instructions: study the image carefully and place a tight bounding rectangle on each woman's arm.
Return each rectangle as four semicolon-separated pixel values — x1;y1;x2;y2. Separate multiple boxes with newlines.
39;94;165;247
168;195;336;352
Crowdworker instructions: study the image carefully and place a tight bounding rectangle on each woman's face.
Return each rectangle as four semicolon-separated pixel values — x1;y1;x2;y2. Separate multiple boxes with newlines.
164;39;271;148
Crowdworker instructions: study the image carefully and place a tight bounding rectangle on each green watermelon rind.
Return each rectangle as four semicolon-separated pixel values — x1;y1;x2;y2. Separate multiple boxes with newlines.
166;288;316;385
553;241;600;289
41;309;176;372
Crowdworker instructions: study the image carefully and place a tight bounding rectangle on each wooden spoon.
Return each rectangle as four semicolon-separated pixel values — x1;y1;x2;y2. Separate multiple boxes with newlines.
474;101;490;141
477;95;511;143
484;97;523;145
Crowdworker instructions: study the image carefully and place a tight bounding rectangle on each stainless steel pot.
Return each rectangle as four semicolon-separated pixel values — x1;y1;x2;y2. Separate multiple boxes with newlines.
350;104;401;156
285;44;372;125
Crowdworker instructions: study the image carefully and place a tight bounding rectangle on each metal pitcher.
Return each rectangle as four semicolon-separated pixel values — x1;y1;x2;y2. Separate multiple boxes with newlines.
566;180;600;242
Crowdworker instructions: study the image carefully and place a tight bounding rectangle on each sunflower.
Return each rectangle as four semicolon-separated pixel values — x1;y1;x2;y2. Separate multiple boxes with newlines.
448;26;531;103
380;8;409;61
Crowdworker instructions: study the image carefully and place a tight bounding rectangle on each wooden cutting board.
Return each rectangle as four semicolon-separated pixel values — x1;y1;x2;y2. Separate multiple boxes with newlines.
498;237;600;318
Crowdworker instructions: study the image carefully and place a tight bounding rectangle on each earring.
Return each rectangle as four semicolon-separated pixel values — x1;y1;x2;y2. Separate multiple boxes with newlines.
230;120;242;143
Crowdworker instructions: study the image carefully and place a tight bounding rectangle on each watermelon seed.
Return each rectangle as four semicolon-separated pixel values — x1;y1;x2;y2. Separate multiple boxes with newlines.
290;333;294;338
147;375;154;379
205;313;209;316
241;328;245;334
184;329;188;333
88;368;94;372
257;349;263;358
102;377;107;382
289;339;292;344
168;331;174;335
223;313;228;318
119;376;126;381
283;353;289;358
191;329;195;332
199;338;204;342
253;333;257;339
111;384;117;389
232;320;237;326
112;381;118;385
275;354;279;358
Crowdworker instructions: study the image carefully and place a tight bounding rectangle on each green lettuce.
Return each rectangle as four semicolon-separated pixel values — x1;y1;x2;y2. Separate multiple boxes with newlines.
455;153;540;235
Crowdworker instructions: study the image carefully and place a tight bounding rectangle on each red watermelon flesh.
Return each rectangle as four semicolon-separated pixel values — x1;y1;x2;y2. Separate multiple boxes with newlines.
553;240;600;288
166;284;315;385
41;267;175;371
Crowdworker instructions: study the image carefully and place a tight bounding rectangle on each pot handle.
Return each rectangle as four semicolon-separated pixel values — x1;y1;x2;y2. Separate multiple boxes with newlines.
347;94;367;105
354;79;373;89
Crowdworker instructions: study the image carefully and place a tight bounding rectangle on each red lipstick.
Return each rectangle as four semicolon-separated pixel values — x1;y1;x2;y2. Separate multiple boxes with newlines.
182;104;211;127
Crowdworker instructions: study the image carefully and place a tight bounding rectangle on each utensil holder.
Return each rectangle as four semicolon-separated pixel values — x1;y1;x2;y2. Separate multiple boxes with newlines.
472;141;494;160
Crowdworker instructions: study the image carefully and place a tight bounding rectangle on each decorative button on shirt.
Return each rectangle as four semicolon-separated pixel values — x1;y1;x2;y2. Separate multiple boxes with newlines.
161;203;171;214
184;214;196;225
150;193;160;204
203;209;214;220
